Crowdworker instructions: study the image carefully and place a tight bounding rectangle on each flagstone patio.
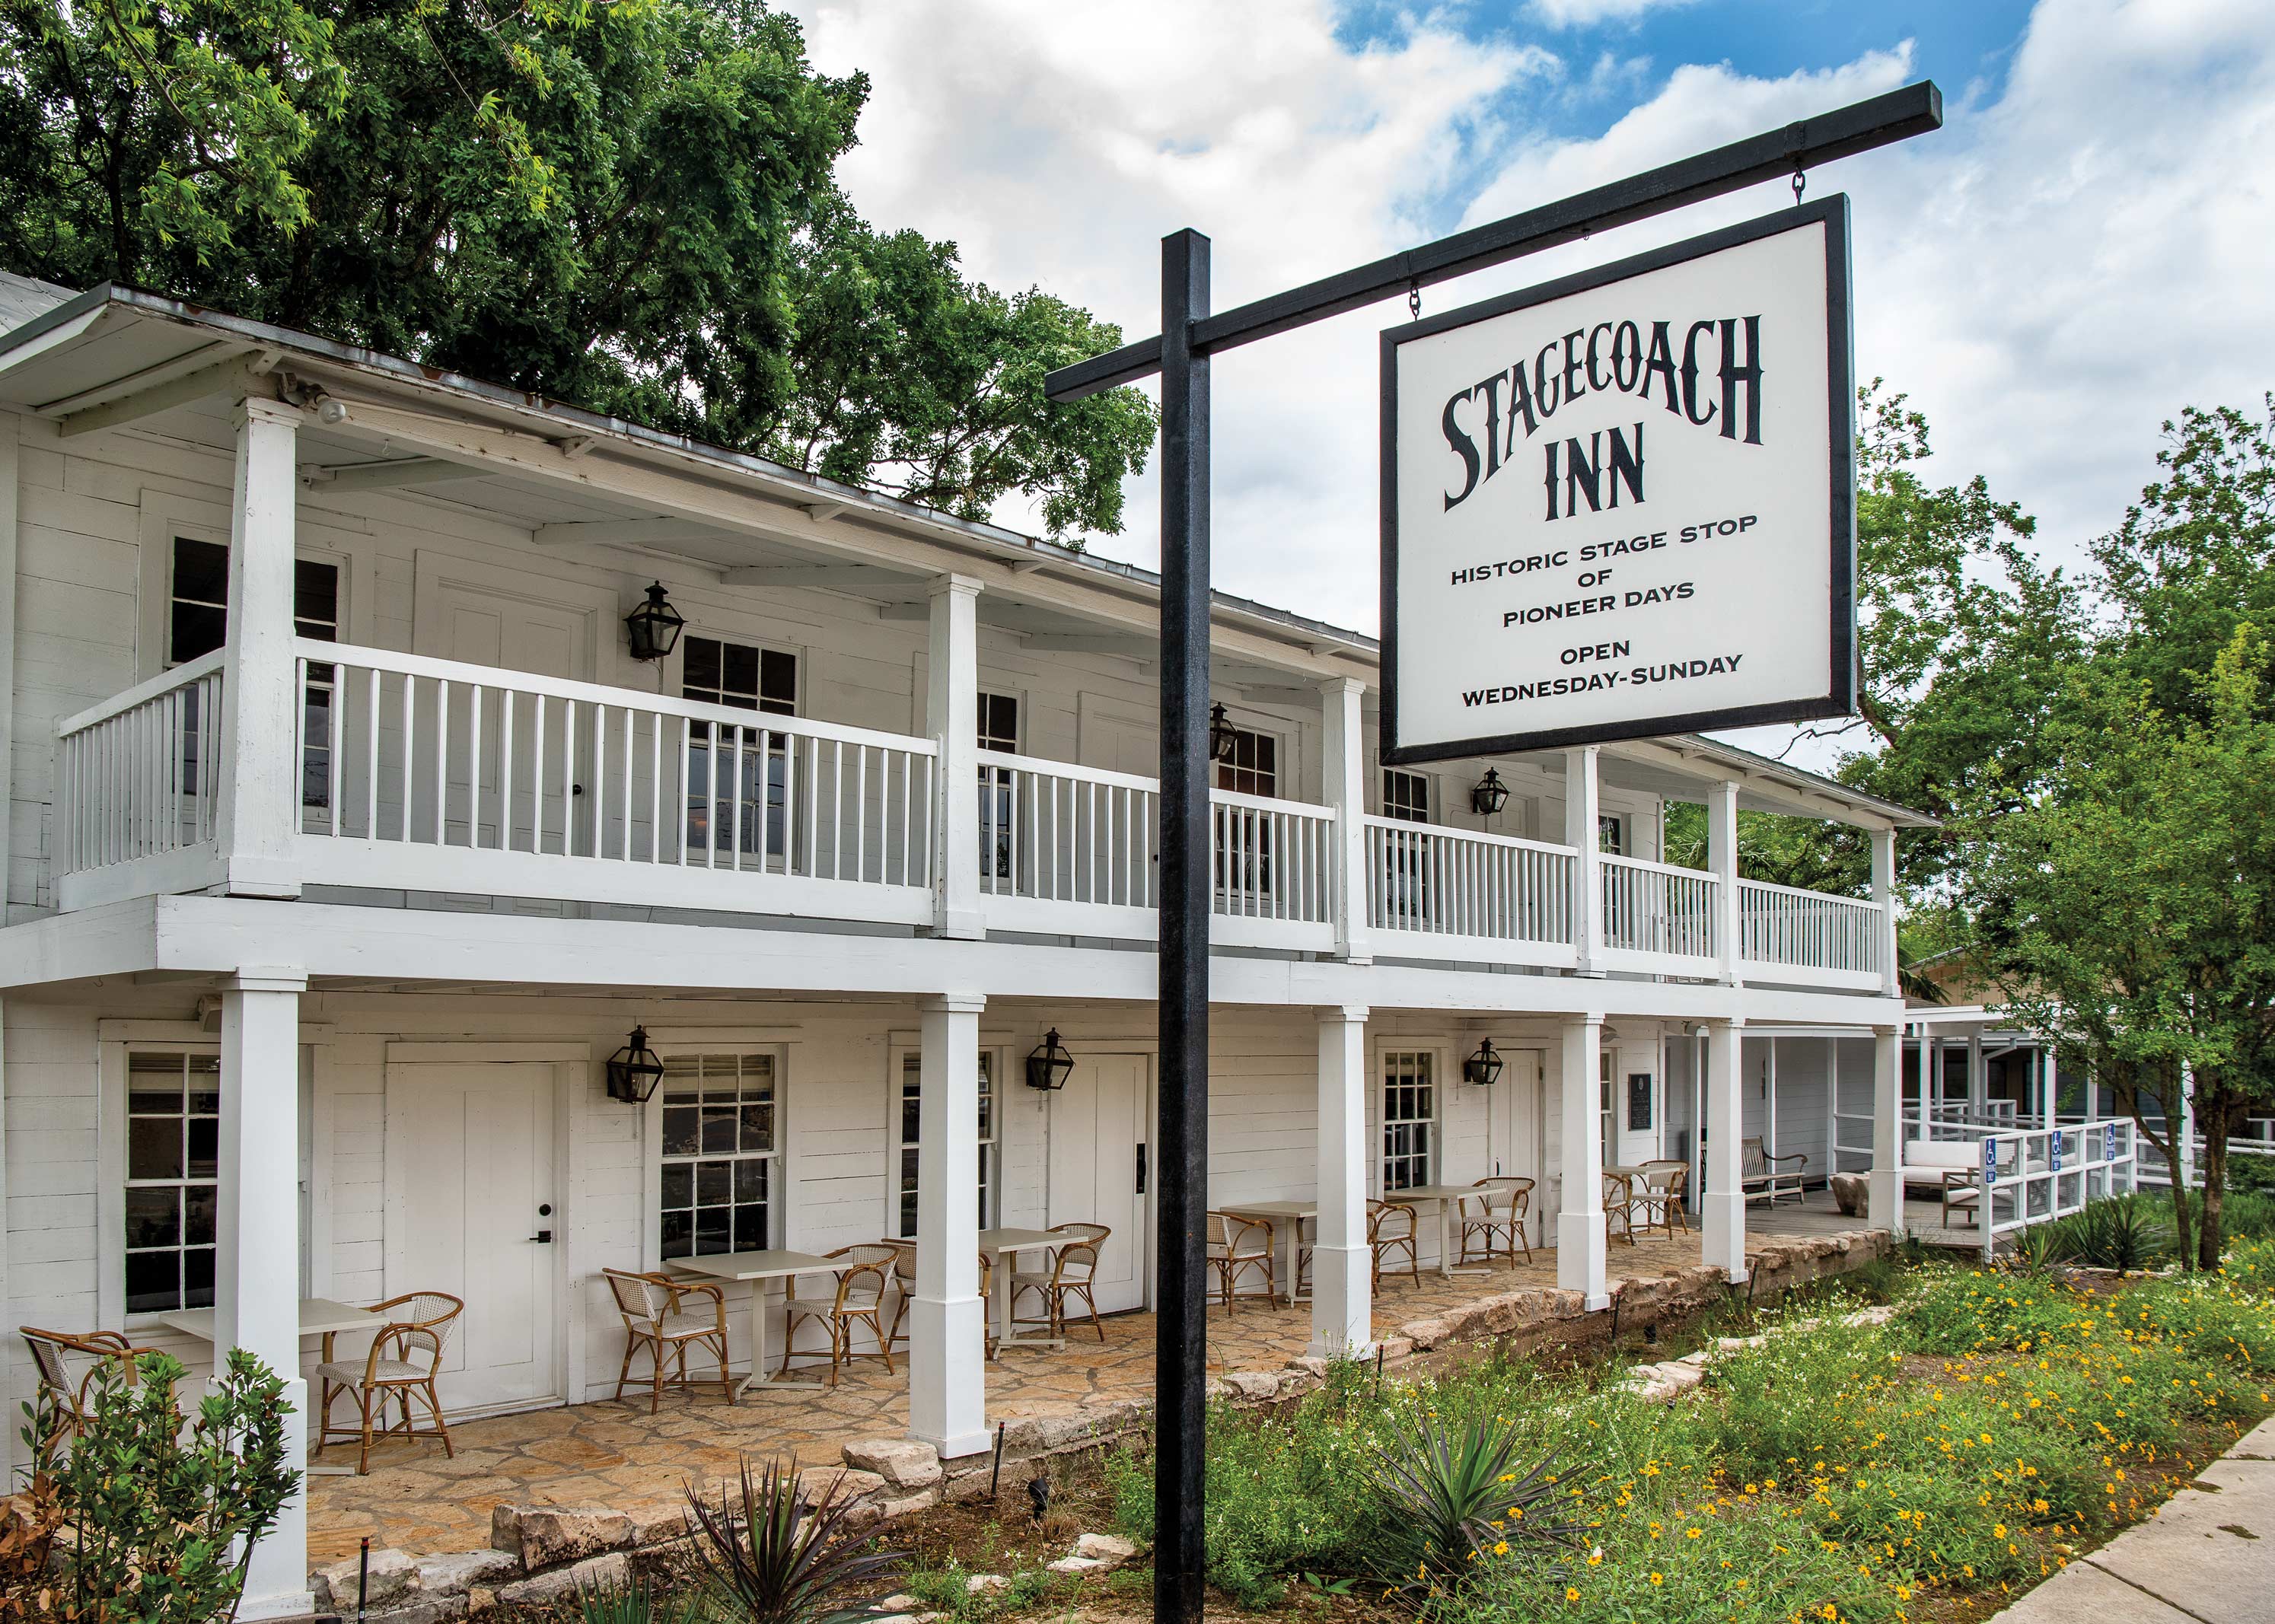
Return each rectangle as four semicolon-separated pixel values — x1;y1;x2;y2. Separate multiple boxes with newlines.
307;1212;1869;1563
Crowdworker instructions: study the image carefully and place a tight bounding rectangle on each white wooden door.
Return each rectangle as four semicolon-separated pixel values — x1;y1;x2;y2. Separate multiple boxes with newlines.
386;1063;560;1412
1488;1049;1547;1246
1047;1052;1150;1314
416;576;596;852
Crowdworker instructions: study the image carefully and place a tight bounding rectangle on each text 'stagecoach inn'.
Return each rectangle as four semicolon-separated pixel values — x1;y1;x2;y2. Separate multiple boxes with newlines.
0;269;2110;1616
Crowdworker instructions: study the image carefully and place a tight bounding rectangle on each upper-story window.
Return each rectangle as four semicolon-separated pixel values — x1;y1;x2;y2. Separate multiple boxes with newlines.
1598;813;1625;855
1382;769;1431;823
682;636;797;861
169;538;340;811
1214;724;1276;798
977;693;1019;753
978;693;1019;879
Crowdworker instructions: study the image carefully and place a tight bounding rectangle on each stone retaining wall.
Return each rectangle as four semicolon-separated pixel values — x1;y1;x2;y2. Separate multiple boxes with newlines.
317;1228;1890;1620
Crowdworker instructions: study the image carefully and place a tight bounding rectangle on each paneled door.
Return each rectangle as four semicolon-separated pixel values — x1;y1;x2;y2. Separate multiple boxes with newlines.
1486;1049;1547;1248
384;1062;560;1413
1047;1052;1151;1314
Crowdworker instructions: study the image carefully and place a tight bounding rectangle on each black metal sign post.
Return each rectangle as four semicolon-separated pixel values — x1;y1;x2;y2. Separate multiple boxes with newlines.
1044;81;1942;1624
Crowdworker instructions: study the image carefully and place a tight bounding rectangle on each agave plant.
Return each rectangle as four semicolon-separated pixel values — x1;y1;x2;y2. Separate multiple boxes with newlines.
578;1579;712;1624
2044;1195;2174;1273
683;1457;906;1624
1369;1410;1572;1591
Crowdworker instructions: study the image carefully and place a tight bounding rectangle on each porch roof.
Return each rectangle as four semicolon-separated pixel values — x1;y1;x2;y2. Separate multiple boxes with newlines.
0;282;1936;832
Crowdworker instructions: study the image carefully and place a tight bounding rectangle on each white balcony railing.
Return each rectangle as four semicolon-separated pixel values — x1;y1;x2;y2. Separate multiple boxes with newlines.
1739;877;1883;979
1362;817;1575;964
1600;854;1718;961
49;638;1892;984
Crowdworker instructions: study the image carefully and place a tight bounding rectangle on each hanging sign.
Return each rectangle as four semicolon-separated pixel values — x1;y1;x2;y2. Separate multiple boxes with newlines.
1381;198;1856;762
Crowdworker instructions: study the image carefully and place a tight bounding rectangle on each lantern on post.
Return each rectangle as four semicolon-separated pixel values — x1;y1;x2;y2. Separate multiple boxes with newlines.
1463;1038;1506;1087
1470;768;1510;818
1025;1028;1075;1091
624;582;686;664
1208;702;1238;763
605;1025;667;1103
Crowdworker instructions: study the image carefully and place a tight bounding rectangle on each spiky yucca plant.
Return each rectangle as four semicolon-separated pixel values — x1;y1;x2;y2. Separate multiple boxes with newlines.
683;1458;906;1624
1370;1412;1572;1592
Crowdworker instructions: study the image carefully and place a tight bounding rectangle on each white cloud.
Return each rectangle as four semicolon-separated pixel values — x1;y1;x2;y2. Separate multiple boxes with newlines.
1530;0;1697;30
789;0;2275;661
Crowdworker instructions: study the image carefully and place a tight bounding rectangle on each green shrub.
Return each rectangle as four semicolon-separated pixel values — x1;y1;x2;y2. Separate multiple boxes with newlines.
2041;1195;2173;1271
683;1459;905;1624
1370;1410;1570;1594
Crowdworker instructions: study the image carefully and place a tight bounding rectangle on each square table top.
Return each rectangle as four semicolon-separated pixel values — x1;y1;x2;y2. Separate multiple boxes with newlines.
158;1298;385;1342
670;1250;843;1282
1217;1199;1317;1219
978;1228;1064;1253
1383;1184;1477;1203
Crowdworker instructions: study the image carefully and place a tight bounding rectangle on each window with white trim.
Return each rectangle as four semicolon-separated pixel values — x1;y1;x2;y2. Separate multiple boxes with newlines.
1598;813;1625;855
894;1050;996;1240
978;693;1018;880
1381;769;1430;823
682;636;798;861
167;537;341;812
1380;1050;1435;1193
123;1051;221;1314
1214;724;1277;798
658;1052;779;1259
1599;1049;1615;1156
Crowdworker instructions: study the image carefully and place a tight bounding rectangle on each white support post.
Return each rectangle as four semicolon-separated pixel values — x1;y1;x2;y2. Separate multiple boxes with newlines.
910;992;990;1457
1968;1033;1986;1118
1824;1036;1838;1187
1556;1014;1609;1309
1708;779;1741;984
1926;1034;1943;1126
1765;1037;1779;1168
1321;679;1370;963
1564;748;1604;976
1868;1025;1904;1236
216;400;302;898
1870;826;1900;998
1701;1020;1747;1281
1311;1005;1372;1357
217;967;308;1620
2178;1066;2195;1190
926;576;984;939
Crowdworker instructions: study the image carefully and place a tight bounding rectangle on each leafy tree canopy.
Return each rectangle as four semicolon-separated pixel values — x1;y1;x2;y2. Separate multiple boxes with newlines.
0;0;1154;535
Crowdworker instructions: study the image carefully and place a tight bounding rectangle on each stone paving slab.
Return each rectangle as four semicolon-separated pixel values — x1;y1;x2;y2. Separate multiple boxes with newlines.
1977;1555;2200;1624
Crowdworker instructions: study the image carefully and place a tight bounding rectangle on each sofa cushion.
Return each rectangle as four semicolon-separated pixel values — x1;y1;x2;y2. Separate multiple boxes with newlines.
1903;1139;1980;1172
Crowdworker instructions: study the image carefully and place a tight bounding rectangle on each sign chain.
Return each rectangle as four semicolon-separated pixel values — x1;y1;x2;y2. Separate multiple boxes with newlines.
1792;167;1808;205
1408;282;1422;320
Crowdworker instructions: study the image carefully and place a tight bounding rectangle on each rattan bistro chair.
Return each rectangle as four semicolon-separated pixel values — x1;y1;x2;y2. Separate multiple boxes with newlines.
1366;1199;1423;1290
1011;1223;1111;1344
780;1245;897;1386
314;1291;465;1475
879;1237;919;1352
1206;1212;1277;1312
602;1268;733;1413
1457;1177;1534;1264
1602;1173;1640;1246
21;1327;167;1450
1635;1161;1690;1237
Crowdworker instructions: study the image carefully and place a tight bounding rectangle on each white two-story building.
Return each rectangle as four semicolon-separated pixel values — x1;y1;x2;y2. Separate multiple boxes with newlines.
0;275;1936;1614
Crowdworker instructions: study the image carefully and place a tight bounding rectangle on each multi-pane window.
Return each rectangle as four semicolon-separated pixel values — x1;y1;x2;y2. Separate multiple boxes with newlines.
1597;813;1625;855
1599;1050;1615;1157
1381;1051;1435;1193
168;539;340;810
894;1051;996;1240
124;1051;221;1314
1214;725;1277;798
1381;769;1430;823
1214;724;1279;898
978;693;1019;880
658;1052;779;1259
683;636;798;861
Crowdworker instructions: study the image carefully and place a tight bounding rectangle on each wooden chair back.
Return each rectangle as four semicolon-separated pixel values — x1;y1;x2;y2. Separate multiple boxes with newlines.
1366;1199;1415;1243
827;1245;897;1309
20;1328;154;1431
1741;1137;1768;1178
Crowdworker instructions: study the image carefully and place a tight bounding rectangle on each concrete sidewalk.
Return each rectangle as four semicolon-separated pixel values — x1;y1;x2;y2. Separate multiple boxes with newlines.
1989;1415;2275;1622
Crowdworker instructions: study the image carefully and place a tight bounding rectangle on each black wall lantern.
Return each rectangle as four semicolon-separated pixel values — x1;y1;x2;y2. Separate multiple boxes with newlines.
1470;768;1510;818
1026;1028;1075;1091
605;1024;667;1103
624;582;686;664
1208;702;1238;763
1463;1038;1506;1087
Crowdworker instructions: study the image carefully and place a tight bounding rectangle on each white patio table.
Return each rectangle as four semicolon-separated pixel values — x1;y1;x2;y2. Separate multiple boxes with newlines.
1214;1200;1315;1306
159;1298;389;1473
1383;1185;1492;1279
669;1249;846;1396
979;1228;1069;1352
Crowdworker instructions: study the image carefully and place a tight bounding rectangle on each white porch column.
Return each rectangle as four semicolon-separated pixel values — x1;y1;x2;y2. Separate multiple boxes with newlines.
1968;1033;1986;1116
926;575;984;940
1870;826;1900;997
1708;779;1741;985
216;400;301;898
1700;1019;1747;1282
1311;1005;1372;1357
1321;679;1371;963
1925;1033;1943;1124
1868;1024;1904;1235
1556;1014;1609;1309
1563;748;1604;977
910;992;990;1457
217;967;308;1619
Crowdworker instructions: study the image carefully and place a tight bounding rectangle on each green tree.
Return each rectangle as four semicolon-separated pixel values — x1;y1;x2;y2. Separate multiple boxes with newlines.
0;0;1154;537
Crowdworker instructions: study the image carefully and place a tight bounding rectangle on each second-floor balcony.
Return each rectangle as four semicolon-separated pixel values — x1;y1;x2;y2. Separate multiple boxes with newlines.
53;639;1892;992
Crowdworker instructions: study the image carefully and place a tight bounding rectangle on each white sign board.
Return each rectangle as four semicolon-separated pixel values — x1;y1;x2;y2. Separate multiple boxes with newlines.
1381;199;1855;762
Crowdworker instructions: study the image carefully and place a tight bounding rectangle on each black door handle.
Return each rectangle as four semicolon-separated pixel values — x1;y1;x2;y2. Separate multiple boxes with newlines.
527;1230;553;1243
1136;1144;1148;1195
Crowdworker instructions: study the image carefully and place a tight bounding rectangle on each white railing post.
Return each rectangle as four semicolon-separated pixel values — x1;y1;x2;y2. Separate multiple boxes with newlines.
1702;1019;1748;1282
926;575;984;938
1871;826;1900;995
1564;747;1603;976
1557;1013;1609;1309
1709;779;1740;985
1311;1005;1372;1356
216;400;302;898
1868;1024;1904;1236
910;992;989;1456
1321;677;1369;962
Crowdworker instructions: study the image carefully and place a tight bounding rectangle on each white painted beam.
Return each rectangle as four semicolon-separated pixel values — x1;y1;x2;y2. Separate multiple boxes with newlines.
719;565;916;590
1311;1005;1372;1356
56;355;266;437
531;517;726;548
302;457;484;493
1016;633;1153;656
1702;1020;1747;1280
1868;1025;1903;1234
909;993;989;1456
877;602;932;622
31;339;237;416
928;576;984;940
215;401;301;898
1557;1014;1610;1309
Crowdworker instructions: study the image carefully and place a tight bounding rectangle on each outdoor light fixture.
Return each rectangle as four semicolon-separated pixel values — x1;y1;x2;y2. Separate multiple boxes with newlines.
1470;768;1510;817
1463;1038;1506;1087
1025;1028;1075;1091
623;582;686;664
605;1025;666;1103
1208;702;1238;763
